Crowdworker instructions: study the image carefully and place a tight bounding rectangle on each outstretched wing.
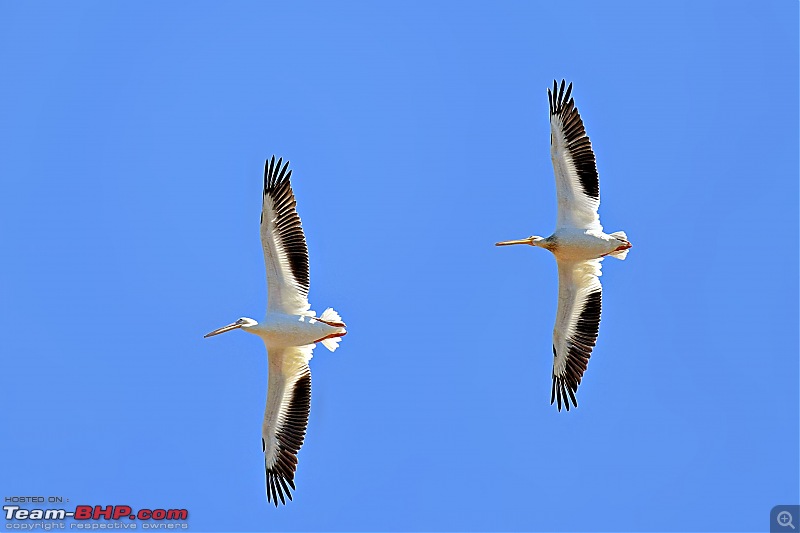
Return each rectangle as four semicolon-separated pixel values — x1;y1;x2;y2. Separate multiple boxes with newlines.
548;80;602;231
262;344;315;506
551;258;603;411
260;156;312;315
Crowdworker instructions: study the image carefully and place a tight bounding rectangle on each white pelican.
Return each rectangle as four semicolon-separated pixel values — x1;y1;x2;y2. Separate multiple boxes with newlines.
204;156;346;505
496;80;631;412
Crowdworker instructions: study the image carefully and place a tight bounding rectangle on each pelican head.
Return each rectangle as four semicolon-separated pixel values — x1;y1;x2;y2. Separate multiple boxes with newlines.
495;235;546;247
204;317;258;338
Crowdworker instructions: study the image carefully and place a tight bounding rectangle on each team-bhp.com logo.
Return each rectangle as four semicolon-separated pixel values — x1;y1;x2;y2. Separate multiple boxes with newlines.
4;504;188;529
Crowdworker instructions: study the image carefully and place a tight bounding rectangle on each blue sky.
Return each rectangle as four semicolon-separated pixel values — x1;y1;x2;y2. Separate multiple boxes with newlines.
1;2;797;532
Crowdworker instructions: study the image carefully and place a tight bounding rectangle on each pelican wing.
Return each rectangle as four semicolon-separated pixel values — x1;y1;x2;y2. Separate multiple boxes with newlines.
261;344;315;506
260;157;311;315
551;258;603;411
548;80;602;231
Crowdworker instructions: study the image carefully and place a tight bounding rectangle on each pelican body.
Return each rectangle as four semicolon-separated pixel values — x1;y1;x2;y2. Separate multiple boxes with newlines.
211;314;345;349
499;229;630;261
497;80;631;412
205;157;346;506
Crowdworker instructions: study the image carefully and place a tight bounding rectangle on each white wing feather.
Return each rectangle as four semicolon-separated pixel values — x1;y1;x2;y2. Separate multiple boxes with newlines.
262;344;315;506
551;258;603;411
260;157;313;316
549;80;602;231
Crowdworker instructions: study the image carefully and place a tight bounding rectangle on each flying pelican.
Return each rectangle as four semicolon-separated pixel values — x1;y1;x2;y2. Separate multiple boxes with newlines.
204;156;346;505
496;80;631;412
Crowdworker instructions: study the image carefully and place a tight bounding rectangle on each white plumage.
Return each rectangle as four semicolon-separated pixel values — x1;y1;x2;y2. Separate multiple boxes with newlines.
496;80;631;411
205;157;346;505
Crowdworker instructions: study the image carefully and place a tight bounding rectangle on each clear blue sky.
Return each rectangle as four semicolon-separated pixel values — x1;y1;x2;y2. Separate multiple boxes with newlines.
1;2;797;532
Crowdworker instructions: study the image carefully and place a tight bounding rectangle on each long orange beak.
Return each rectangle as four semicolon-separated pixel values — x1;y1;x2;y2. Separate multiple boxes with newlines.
495;237;534;246
204;321;243;338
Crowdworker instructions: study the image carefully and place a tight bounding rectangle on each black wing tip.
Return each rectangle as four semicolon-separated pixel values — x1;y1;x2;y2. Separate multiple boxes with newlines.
266;469;296;507
549;79;575;116
551;343;578;413
264;154;289;169
550;372;579;413
263;155;293;193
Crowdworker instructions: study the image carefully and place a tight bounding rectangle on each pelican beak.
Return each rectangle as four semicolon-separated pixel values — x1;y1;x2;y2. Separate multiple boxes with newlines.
204;321;243;338
495;237;534;246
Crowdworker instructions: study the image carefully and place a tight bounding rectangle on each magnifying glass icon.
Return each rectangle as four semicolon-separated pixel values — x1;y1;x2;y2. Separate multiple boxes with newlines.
778;511;796;529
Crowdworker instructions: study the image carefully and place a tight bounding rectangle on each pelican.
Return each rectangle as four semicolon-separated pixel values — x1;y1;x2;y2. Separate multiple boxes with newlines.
496;80;631;412
204;156;346;505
